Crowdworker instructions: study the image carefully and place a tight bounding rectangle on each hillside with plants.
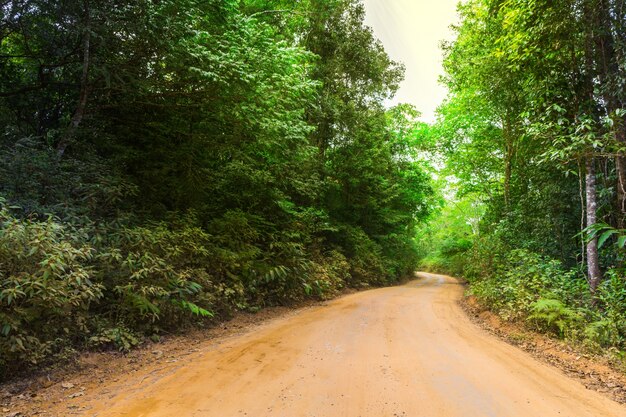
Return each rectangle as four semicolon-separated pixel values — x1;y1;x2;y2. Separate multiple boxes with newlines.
419;0;626;357
0;0;437;379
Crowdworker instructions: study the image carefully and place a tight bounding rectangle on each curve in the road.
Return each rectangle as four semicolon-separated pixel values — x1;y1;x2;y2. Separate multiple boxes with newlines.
87;273;626;417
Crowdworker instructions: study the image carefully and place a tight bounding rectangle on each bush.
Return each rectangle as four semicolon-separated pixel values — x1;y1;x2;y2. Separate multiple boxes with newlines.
463;235;508;282
334;225;404;287
0;204;102;372
584;320;622;348
467;246;626;351
94;217;216;330
527;299;582;338
470;249;573;320
88;324;141;352
0;207;221;377
594;271;626;347
0;200;421;379
306;250;350;298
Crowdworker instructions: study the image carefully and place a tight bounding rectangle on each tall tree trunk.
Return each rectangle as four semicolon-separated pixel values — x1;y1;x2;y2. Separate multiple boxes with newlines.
616;152;626;230
586;156;602;293
503;113;514;210
594;0;626;229
57;0;91;157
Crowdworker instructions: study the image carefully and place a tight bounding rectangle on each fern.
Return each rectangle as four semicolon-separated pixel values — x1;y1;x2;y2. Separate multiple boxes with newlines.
175;300;214;318
584;320;621;348
527;298;581;337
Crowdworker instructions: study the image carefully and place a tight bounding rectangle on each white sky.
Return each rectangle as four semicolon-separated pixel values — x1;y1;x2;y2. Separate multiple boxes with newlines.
362;0;460;122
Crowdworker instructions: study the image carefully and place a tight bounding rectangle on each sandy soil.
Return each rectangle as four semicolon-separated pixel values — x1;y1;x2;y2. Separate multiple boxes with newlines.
8;273;626;417
461;293;626;404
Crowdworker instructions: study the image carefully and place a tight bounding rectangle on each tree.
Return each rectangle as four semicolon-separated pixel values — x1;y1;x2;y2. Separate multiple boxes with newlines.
0;0;435;376
436;0;626;291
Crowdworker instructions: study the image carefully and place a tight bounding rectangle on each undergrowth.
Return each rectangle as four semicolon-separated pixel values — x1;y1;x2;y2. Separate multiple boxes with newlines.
465;248;626;357
0;200;410;380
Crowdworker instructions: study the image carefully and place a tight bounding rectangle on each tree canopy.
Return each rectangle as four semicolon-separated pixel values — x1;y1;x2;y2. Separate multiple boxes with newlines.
420;0;626;355
0;0;435;377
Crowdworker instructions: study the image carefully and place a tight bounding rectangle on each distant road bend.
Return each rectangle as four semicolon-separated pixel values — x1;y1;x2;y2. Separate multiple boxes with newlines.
88;273;625;417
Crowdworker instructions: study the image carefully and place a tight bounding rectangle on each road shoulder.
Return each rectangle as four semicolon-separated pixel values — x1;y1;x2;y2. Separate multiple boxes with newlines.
0;301;328;417
460;292;626;405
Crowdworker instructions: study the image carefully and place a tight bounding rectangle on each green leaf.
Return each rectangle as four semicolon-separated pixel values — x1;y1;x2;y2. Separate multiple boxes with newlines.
598;230;618;249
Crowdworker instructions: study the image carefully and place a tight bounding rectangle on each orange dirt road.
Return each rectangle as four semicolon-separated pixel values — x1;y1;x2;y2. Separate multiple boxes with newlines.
86;273;626;417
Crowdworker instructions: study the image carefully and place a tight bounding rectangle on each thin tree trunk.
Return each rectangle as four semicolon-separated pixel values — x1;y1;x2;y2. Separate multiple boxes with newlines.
579;160;586;267
594;0;626;229
586;156;602;293
503;114;513;210
57;0;91;157
616;155;626;229
615;124;626;229
504;150;512;207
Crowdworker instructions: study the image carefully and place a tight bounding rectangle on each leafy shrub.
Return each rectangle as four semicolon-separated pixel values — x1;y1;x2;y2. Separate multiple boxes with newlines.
339;226;390;287
467;246;626;351
471;249;570;320
0;206;223;376
527;299;582;337
95;216;216;329
593;271;626;347
584;320;622;349
0;203;102;372
463;235;508;283
88;325;141;352
306;250;350;298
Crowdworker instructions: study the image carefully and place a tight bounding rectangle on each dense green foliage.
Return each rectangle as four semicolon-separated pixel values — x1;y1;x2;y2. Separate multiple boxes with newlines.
12;0;626;379
0;0;435;377
420;0;626;355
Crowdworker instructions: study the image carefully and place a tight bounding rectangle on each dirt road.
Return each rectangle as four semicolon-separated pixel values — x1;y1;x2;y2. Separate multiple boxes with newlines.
84;273;625;417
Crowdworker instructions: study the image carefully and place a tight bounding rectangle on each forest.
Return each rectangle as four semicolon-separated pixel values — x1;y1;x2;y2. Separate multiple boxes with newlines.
420;0;626;359
0;0;435;378
2;0;626;381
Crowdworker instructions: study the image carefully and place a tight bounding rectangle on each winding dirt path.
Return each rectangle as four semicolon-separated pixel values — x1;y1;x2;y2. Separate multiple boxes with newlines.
83;273;625;417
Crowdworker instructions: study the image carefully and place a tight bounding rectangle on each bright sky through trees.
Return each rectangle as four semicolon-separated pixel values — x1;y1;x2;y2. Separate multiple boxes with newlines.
363;0;459;122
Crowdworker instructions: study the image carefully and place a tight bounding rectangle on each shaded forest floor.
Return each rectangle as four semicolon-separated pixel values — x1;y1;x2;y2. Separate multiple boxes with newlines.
461;293;626;404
